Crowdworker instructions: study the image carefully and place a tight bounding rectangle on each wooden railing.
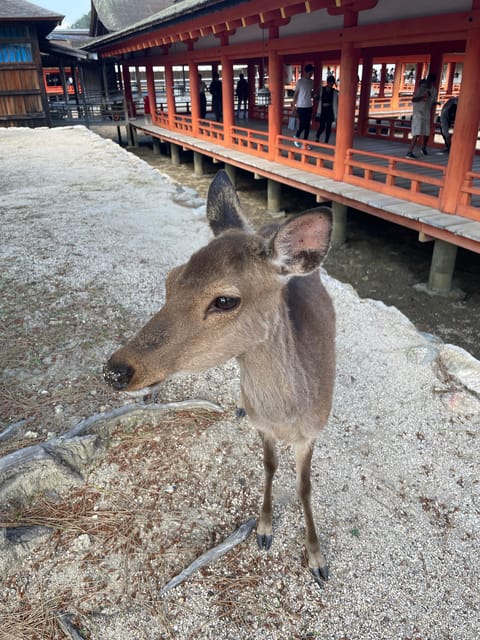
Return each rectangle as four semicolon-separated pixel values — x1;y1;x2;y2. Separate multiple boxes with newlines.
231;125;269;157
458;170;480;222
276;135;335;176
344;148;445;208
197;118;225;142
147;110;480;221
366;117;412;142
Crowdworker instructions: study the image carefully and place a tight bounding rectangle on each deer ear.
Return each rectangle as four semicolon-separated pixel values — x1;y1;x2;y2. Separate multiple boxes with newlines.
270;208;332;276
206;170;250;236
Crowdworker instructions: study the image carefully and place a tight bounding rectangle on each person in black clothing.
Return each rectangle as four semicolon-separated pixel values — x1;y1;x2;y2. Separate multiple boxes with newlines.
315;76;338;144
236;73;249;118
199;73;207;119
440;97;457;153
209;71;223;122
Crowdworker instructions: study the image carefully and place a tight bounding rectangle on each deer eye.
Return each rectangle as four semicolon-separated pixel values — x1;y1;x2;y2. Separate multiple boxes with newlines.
208;296;241;313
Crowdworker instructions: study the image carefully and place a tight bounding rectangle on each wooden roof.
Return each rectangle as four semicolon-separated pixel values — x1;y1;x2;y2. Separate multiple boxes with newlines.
0;0;62;22
84;0;476;57
91;0;175;34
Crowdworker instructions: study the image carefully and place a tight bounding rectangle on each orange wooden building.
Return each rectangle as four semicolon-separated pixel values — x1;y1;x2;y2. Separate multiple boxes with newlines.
85;0;480;291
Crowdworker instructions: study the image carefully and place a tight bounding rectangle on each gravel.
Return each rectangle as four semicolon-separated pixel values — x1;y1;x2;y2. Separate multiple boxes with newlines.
0;126;479;640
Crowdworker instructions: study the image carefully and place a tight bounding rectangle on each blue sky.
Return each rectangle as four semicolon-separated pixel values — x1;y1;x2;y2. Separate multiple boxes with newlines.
35;0;91;27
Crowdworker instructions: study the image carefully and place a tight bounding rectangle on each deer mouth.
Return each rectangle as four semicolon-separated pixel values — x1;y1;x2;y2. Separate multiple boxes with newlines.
122;381;164;399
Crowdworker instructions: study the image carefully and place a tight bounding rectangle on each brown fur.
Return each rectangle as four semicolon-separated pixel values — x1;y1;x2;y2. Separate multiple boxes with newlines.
104;170;336;584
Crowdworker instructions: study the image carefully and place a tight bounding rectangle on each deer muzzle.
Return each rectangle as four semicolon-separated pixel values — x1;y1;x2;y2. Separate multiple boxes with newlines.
103;360;135;390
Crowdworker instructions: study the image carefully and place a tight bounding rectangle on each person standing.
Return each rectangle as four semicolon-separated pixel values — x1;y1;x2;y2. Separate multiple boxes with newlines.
236;73;249;118
314;75;338;144
405;73;438;158
199;73;207;119
439;97;458;153
209;71;223;122
291;64;314;148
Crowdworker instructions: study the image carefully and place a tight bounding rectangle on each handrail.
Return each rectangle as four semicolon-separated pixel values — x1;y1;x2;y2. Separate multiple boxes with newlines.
142;112;478;220
344;148;445;208
458;170;480;221
231;125;269;157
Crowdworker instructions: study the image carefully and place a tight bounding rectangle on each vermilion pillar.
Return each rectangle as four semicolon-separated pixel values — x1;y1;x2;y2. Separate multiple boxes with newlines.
268;49;283;161
440;27;480;213
145;63;156;122
391;60;402;109
358;55;372;136
221;56;234;145
334;41;359;180
164;62;176;128
188;62;200;136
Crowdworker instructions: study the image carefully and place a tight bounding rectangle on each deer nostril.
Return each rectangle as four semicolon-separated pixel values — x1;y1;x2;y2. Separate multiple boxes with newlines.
103;362;135;390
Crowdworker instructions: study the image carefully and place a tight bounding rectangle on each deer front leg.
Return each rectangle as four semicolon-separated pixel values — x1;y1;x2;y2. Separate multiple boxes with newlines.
257;432;278;551
294;439;328;585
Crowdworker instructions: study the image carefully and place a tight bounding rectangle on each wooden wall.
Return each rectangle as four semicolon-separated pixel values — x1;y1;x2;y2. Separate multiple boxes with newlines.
0;23;48;127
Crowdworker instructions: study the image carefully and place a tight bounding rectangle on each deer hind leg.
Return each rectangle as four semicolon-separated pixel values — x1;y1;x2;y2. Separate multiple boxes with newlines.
294;439;328;585
257;432;278;550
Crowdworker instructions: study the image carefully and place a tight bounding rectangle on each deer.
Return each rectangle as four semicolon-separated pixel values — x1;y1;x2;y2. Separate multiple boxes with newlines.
103;170;336;585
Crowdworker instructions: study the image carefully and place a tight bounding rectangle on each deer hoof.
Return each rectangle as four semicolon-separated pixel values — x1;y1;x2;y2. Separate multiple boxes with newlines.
257;533;273;551
235;407;246;418
310;565;329;585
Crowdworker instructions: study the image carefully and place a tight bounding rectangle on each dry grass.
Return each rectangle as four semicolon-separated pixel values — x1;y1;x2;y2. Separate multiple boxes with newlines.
1;409;230;640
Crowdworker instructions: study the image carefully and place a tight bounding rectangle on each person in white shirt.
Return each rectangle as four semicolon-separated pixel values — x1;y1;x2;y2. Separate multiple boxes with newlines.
291;64;314;147
405;73;438;158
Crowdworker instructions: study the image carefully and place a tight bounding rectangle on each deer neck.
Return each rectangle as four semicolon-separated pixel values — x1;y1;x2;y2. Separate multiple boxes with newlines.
236;301;310;424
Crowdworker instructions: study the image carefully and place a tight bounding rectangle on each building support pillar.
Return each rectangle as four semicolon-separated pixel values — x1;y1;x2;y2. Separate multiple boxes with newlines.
152;137;161;155
331;202;348;248
333;42;359;180
170;143;181;165
164;62;176;129
358;55;372;136
427;240;457;293
145;63;156;122
193;151;204;176
127;123;135;147
221;56;234;145
267;49;283;162
188;62;200;137
267;179;281;213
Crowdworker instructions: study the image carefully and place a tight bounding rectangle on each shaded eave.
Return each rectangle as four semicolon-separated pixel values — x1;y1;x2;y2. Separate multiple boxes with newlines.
83;0;476;60
84;0;234;51
44;41;98;61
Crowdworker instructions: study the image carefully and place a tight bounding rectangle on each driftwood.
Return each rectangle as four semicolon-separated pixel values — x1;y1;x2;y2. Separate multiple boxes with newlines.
0;400;223;482
160;518;257;596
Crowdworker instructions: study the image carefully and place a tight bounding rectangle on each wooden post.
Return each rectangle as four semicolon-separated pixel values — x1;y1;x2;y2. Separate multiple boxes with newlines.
247;63;255;120
331;201;348;248
189;62;200;137
145;63;156;123
333;42;359;181
358;55;372;136
439;28;480;213
390;60;402;110
122;64;135;117
221;56;234;145
427;240;457;292
267;179;281;213
445;61;455;96
164;62;176;128
268;49;283;162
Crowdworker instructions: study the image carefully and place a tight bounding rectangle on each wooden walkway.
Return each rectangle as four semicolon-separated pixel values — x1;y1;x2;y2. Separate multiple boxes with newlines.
129;117;480;255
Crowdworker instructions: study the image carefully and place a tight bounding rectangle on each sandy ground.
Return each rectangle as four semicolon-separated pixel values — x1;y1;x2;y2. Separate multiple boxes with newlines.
1;126;479;640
